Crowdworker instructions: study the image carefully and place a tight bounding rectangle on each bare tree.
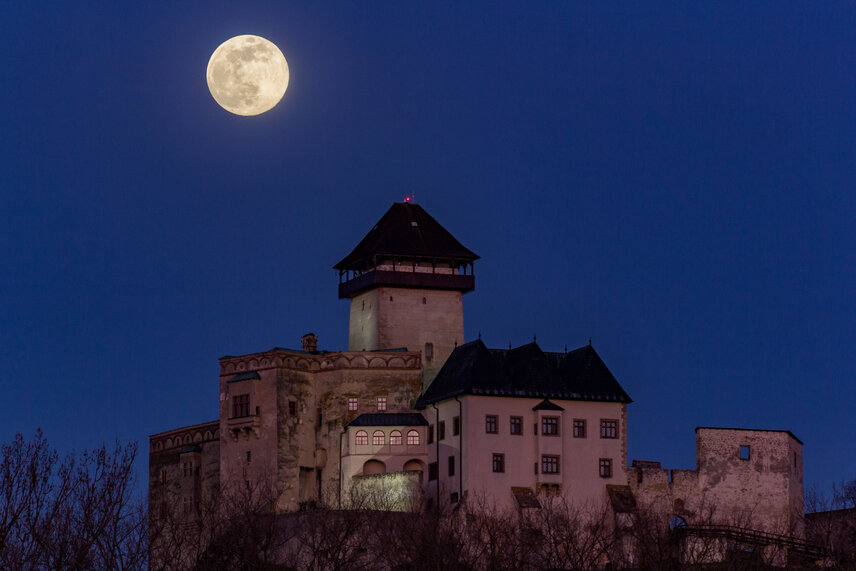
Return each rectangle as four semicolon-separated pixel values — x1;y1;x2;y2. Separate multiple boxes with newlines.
0;431;146;570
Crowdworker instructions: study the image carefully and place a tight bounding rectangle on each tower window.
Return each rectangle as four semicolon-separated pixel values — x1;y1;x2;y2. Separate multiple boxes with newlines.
425;342;433;361
376;397;387;411
740;445;751;460
348;398;358;411
247;451;252;464
422;297;427;304
232;395;250;418
288;401;297;416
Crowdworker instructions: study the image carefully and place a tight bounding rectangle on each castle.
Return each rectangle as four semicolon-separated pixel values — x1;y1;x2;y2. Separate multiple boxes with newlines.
149;201;806;560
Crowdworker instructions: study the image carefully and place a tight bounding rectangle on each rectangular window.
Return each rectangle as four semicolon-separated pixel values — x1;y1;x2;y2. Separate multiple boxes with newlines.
599;458;612;478
573;419;586;438
740;445;751;460
453;416;460;436
288;401;297;416
376;397;387;411
510;416;522;435
542;416;559;436
425;342;434;361
233;395;250;418
348;397;358;411
159;469;167;484
428;462;438;481
485;415;498;434
492;453;505;473
600;419;618;439
448;455;455;476
428;425;434;444
541;455;560;474
247;451;252;464
438;421;446;441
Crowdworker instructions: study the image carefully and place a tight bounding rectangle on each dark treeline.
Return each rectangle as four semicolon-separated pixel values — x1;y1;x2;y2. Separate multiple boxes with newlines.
2;432;855;570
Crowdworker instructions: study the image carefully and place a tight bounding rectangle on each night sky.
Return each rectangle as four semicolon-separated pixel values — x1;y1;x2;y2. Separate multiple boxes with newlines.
2;2;854;495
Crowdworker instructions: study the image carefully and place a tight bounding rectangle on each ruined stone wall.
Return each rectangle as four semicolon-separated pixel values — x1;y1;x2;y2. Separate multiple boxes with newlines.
628;428;803;538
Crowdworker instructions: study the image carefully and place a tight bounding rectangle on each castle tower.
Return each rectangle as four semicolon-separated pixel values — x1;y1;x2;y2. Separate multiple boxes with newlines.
335;202;478;388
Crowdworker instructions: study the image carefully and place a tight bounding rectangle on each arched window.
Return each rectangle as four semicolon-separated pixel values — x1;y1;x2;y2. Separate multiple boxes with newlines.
373;430;385;445
407;430;420;445
669;516;687;531
389;430;403;445
355;430;368;445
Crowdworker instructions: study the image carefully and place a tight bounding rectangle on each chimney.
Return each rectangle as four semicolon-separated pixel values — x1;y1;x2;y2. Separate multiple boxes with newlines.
301;333;318;353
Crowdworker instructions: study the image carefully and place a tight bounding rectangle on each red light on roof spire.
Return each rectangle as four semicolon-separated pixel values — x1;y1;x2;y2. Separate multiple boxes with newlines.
404;195;412;203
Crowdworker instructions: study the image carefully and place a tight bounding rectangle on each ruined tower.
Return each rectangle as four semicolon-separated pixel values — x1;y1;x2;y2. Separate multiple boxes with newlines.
335;202;478;387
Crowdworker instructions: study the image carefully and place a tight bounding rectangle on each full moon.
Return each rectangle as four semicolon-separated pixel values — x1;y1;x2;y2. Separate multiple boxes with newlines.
206;35;289;116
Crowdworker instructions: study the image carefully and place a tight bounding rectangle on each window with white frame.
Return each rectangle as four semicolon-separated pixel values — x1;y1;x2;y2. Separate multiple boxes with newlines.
373;430;385;445
407;430;420;445
355;430;368;445
389;430;403;445
348;397;358;411
377;397;387;411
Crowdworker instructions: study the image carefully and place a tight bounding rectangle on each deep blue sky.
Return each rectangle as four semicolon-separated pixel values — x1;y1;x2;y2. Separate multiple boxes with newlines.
2;2;854;495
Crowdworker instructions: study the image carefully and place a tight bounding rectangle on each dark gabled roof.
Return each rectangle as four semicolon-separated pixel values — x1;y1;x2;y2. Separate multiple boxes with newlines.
346;413;429;428
533;399;565;411
416;340;632;407
228;372;261;382
334;203;479;270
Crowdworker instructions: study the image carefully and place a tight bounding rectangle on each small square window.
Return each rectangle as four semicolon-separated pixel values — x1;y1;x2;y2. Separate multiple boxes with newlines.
453;416;460;436
492;453;505;473
485;415;498;434
542;417;559;436
740;445;750;460
599;458;612;478
510;416;522;435
573;419;586;438
348;398;358;411
376;397;387;411
600;419;618;439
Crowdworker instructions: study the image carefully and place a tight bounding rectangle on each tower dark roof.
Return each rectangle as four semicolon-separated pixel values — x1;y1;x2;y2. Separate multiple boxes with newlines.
334;202;479;271
416;340;632;407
